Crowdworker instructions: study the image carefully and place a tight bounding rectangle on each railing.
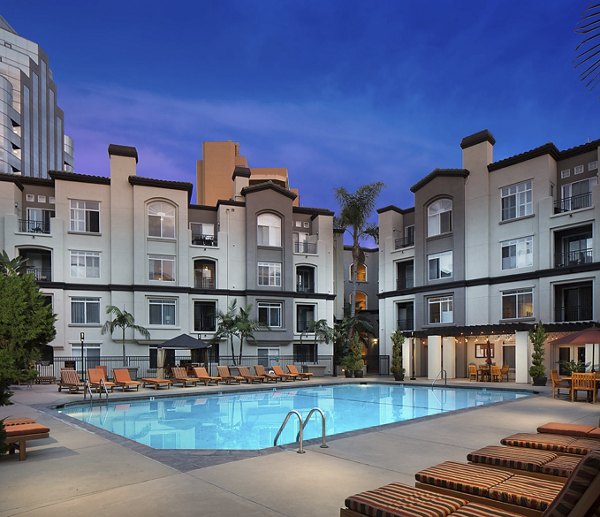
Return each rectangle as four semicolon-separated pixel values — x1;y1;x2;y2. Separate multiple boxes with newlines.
431;369;447;387
554;248;593;268
191;234;217;246
296;284;315;293
274;410;305;453
554;305;593;322
294;241;317;254
193;276;215;289
554;192;592;213
396;319;414;331
296;408;328;449
26;267;52;281
394;235;414;249
18;219;50;234
396;279;414;290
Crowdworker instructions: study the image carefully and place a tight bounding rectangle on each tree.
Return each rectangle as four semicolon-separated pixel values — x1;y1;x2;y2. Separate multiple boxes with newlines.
390;329;405;379
235;304;264;364
333;313;375;370
101;305;150;366
528;322;548;383
335;182;384;317
575;2;600;92
0;250;28;276
213;301;239;364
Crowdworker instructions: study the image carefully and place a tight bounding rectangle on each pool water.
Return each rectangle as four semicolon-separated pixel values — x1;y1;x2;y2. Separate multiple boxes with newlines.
60;384;531;450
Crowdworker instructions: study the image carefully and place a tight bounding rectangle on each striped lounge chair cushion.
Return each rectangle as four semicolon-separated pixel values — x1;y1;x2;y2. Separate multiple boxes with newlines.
486;474;563;511
542;451;600;517
467;445;557;472
499;433;600;455
345;482;468;517
588;428;600;440
414;462;513;496
537;422;596;437
540;455;581;478
451;502;525;517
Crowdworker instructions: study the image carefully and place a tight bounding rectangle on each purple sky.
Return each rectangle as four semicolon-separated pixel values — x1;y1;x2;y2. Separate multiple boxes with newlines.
3;0;599;214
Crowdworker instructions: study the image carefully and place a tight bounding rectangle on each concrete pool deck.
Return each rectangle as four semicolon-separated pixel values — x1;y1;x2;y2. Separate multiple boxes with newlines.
1;377;599;516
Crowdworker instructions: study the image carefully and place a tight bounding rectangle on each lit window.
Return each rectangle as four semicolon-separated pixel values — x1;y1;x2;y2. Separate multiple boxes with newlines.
149;298;176;325
428;251;453;280
352;291;367;311
427;199;452;237
501;237;533;270
149;255;175;281
502;289;533;319
147;202;175;239
70;250;100;278
258;262;281;287
257;213;281;247
71;297;100;324
350;263;367;282
501;180;532;221
428;296;453;324
70;200;100;233
258;302;282;327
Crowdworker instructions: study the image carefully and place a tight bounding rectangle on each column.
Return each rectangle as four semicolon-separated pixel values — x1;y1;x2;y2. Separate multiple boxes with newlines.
442;336;456;379
515;331;529;384
428;335;442;380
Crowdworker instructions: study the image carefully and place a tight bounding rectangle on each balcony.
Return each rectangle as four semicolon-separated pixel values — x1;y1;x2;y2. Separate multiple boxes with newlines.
554;248;593;268
294;241;317;254
19;219;50;234
26;267;52;281
394;235;414;249
296;283;314;294
397;319;414;331
554;305;593;322
554;192;592;214
191;233;217;246
194;276;215;289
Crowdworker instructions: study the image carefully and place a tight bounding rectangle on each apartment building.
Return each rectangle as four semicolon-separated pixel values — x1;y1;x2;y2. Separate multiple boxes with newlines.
0;144;336;369
0;16;73;177
379;130;600;381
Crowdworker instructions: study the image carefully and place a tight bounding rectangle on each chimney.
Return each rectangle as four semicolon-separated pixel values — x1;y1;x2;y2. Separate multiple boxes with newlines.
108;144;138;180
460;129;495;170
232;166;251;201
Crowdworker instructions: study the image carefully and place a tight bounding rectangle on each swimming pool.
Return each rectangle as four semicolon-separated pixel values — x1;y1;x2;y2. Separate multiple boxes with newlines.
60;384;531;450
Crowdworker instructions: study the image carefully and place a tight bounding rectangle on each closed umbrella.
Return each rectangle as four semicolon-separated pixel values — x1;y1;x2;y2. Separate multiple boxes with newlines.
551;327;600;372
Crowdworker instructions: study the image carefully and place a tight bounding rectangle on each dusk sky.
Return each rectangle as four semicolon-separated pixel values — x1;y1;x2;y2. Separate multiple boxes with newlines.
3;1;599;213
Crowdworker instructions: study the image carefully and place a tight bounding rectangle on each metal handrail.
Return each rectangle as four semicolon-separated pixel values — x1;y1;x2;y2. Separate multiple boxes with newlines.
274;410;305;453
431;369;447;388
296;408;328;449
83;381;94;401
99;378;110;399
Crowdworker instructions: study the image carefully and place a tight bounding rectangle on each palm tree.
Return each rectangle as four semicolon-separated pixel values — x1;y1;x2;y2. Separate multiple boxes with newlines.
234;304;264;364
101;305;150;365
335;182;384;317
0;250;28;276
213;300;239;364
575;2;600;92
300;318;334;360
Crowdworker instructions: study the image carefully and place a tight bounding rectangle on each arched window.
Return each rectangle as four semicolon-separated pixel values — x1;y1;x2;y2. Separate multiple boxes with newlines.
257;213;281;247
350;263;367;282
147;201;175;238
427;199;452;237
296;265;315;293
352;291;367;311
194;259;216;289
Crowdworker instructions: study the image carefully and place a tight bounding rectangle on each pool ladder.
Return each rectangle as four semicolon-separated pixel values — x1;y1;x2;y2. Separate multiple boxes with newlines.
431;369;447;388
273;407;328;454
83;378;110;401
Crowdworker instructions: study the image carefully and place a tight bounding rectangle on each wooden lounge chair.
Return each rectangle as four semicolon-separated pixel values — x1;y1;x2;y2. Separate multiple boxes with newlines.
237;366;264;383
58;368;85;393
272;365;296;381
571;372;597;403
191;366;221;385
141;377;172;389
170;367;198;387
341;450;600;517
4;417;36;426
217;366;244;384
501;432;600;455
112;368;141;391
537;422;600;439
550;369;570;399
5;422;50;461
87;367;116;392
287;364;313;380
254;364;279;382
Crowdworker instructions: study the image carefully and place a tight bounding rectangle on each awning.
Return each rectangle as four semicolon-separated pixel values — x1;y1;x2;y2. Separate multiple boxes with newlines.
154;334;212;350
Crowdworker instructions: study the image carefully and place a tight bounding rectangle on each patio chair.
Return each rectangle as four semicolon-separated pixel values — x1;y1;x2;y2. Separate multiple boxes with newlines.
501;364;510;381
287;364;313;380
191;366;221;385
500;432;600;455
537;422;600;439
490;365;502;382
550;369;570;399
140;377;172;389
254;364;279;382
58;368;86;393
468;364;478;381
237;366;264;383
112;368;141;391
571;372;597;403
217;366;244;384
272;365;296;381
170;367;199;387
5;421;50;461
87;367;116;392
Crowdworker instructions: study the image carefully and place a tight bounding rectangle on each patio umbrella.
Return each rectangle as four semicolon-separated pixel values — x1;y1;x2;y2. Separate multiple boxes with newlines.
551;327;600;372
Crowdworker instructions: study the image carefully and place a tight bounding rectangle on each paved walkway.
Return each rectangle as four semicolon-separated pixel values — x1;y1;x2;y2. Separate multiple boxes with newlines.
1;378;599;516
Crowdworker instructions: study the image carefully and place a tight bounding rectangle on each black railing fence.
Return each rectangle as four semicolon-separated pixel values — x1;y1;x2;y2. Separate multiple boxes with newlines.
394;235;415;249
554;192;592;213
19;219;50;234
554;248;593;268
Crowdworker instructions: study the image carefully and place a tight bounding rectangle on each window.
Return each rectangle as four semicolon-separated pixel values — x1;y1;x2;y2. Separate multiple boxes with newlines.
502;289;533;319
25;193;34;202
294;343;317;363
257;213;281;247
501;236;533;270
561;178;597;211
71;297;100;324
574;165;584;175
70;250;100;278
25;207;54;233
501;180;532;221
427;199;452;237
352;291;367;311
149;299;176;325
296;304;315;332
70;200;100;233
194;301;216;331
589;161;598;171
147;202;175;239
149;255;175;281
296;266;315;293
190;222;215;246
258;262;281;287
350;263;367;282
428;251;453;280
428;296;453;324
560;169;571;179
194;259;215;288
404;225;415;246
258;302;282;327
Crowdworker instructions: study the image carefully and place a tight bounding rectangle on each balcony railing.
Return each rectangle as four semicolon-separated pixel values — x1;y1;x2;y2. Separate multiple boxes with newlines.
554;305;593;322
194;276;215;289
26;267;52;281
397;319;414;331
396;278;414;290
294;241;317;254
192;234;217;246
19;219;50;234
296;284;315;294
394;235;414;249
554;248;593;268
554;192;592;213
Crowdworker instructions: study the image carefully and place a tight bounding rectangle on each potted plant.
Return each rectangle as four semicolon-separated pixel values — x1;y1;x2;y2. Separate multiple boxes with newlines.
349;334;365;377
390;330;405;381
529;322;548;386
341;354;355;378
561;360;585;376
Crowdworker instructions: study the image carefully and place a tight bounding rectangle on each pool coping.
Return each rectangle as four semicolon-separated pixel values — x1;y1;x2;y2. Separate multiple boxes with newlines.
36;381;540;472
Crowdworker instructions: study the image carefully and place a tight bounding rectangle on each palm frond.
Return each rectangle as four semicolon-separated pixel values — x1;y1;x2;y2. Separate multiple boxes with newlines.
575;2;600;91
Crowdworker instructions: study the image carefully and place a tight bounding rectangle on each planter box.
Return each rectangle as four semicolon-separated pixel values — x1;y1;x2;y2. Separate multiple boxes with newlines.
302;364;328;377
